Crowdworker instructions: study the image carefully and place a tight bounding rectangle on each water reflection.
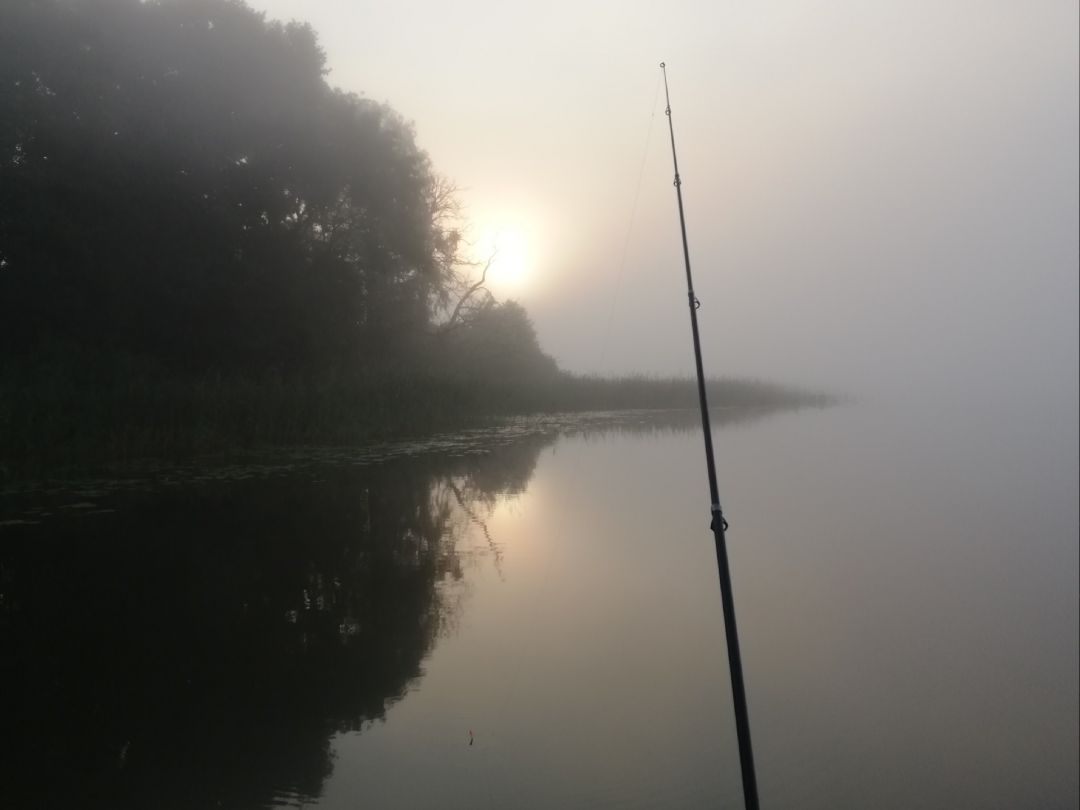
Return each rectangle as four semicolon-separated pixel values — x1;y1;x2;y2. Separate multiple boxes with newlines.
6;403;1074;809
1;437;555;808
0;407;793;809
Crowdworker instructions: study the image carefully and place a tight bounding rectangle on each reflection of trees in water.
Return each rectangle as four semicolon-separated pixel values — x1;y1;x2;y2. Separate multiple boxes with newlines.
0;438;553;809
0;407;807;807
440;434;552;580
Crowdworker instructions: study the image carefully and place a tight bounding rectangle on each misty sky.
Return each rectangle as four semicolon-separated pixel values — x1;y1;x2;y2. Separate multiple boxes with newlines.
246;0;1078;405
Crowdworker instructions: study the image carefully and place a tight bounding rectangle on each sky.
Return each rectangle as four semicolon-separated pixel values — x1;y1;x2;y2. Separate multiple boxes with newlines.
246;0;1078;405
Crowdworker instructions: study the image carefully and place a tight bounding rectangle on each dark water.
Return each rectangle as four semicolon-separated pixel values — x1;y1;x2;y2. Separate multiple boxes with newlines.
1;404;1077;809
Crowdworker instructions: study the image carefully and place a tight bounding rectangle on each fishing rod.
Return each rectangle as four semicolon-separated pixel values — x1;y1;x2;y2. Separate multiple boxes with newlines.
659;61;760;810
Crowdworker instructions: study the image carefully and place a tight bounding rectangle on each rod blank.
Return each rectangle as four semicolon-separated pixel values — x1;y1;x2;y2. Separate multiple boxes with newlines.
660;60;760;810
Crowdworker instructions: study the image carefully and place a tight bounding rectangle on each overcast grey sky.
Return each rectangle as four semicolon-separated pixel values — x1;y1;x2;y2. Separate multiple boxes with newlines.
247;0;1077;405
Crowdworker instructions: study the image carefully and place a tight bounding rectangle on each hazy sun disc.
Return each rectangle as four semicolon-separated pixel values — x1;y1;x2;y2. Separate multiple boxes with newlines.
474;224;531;298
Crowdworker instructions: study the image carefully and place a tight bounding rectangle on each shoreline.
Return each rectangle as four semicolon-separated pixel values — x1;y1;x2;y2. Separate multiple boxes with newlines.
0;390;834;485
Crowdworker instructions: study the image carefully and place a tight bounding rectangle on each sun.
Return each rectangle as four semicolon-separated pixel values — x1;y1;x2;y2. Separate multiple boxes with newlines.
472;223;532;298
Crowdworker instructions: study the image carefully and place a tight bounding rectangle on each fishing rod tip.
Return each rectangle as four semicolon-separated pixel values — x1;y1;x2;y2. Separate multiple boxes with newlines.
659;61;666;68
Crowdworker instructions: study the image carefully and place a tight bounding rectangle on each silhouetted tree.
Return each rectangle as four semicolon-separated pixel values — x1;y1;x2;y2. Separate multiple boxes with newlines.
439;299;558;381
0;0;460;374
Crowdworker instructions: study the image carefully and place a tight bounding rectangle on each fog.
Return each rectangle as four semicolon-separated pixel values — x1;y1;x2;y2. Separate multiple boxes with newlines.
249;0;1078;411
2;3;1076;804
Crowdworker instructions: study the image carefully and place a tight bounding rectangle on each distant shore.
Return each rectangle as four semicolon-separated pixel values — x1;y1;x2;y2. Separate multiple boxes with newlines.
0;368;834;479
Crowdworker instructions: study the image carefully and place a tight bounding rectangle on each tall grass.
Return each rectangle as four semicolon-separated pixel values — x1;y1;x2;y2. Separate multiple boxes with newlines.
0;358;834;477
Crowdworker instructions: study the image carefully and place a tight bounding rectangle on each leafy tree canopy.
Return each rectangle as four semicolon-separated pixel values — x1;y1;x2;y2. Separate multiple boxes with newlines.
0;0;483;374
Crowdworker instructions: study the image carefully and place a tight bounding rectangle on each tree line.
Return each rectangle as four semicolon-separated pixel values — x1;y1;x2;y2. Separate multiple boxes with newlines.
0;0;554;379
0;0;829;471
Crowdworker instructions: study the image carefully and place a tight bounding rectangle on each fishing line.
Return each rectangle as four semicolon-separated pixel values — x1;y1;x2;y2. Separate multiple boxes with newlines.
488;492;561;716
454;72;662;798
596;72;662;371
453;459;565;806
472;76;661;770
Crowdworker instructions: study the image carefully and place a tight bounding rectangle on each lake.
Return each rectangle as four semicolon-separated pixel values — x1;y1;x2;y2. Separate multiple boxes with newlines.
1;403;1077;809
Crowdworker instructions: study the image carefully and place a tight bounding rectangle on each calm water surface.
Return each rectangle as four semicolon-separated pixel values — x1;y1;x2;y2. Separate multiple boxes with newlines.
2;404;1077;809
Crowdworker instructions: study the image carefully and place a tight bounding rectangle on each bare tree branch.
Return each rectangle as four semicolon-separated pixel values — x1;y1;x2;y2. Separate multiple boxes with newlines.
437;248;497;333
